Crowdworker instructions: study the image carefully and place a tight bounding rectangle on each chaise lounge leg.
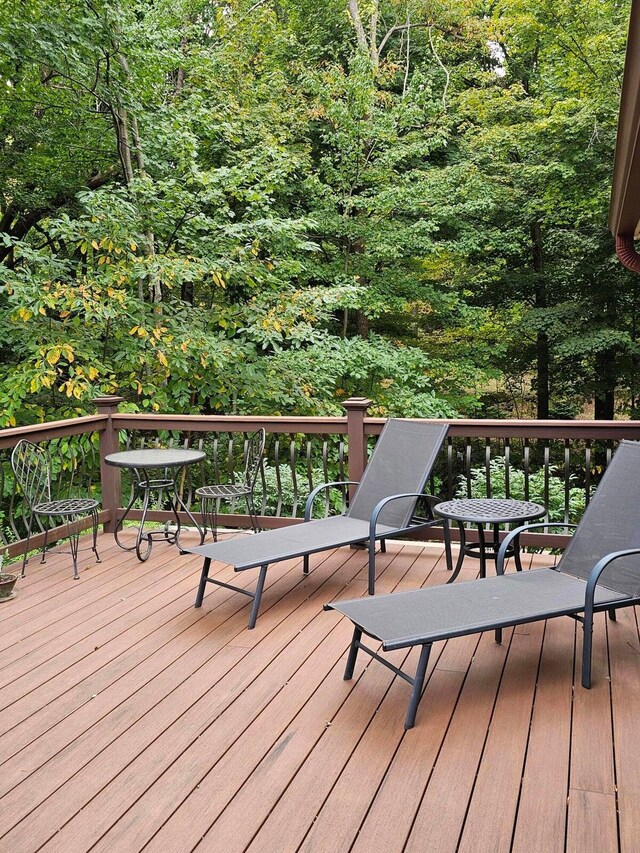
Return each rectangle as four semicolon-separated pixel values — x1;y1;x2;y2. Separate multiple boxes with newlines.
495;627;503;644
368;539;376;596
195;557;211;607
344;627;362;680
581;608;594;688
247;564;268;629
303;555;309;575
608;608;617;622
405;644;432;730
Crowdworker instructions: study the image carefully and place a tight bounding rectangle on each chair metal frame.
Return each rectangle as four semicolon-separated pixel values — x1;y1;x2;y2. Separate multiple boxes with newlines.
11;439;100;580
326;440;640;729
196;429;266;541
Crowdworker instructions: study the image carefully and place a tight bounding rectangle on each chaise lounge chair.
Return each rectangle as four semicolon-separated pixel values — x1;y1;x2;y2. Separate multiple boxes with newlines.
325;439;640;729
186;419;449;627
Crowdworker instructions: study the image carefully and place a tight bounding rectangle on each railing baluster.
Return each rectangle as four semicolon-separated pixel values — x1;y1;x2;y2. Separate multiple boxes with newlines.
564;439;571;526
290;436;299;518
543;441;550;521
274;437;283;517
485;438;491;499
523;438;530;502
338;438;347;512
306;439;314;498
504;438;511;498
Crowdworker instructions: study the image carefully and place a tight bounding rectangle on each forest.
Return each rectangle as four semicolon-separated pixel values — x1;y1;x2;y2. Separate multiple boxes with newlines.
0;0;636;427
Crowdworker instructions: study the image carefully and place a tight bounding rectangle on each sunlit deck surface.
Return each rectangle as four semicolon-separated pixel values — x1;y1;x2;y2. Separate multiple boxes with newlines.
1;530;638;853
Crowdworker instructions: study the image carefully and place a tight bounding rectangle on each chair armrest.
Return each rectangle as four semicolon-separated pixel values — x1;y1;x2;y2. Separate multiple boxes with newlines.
496;522;578;575
584;548;640;616
304;480;360;521
369;492;432;541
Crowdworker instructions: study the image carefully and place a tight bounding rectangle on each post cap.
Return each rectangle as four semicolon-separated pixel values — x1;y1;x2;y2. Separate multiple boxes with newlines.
93;395;125;410
342;397;372;412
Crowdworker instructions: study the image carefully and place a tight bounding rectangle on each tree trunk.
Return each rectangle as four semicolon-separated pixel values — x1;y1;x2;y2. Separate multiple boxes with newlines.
594;351;615;419
356;309;369;338
531;221;549;419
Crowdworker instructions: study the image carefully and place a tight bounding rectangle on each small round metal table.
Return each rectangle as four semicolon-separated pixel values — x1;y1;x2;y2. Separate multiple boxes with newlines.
105;448;206;561
434;498;546;581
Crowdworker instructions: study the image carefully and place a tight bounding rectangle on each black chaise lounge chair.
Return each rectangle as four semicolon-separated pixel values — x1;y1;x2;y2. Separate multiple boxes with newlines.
325;439;640;729
187;419;449;628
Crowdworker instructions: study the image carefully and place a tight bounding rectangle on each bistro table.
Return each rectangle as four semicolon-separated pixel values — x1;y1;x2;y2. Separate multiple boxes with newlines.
105;448;206;561
434;498;546;581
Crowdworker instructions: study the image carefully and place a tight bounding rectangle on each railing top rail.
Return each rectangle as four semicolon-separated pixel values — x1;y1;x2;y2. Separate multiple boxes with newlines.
3;412;640;448
0;415;107;450
94;412;640;440
111;413;351;434
363;418;640;440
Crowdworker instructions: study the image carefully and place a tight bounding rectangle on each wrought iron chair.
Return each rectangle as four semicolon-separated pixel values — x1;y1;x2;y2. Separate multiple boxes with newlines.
11;439;101;579
196;429;266;542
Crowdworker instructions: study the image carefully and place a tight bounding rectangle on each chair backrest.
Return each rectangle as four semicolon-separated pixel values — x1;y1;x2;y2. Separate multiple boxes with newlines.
558;440;640;596
11;440;52;510
347;419;449;528
242;429;266;490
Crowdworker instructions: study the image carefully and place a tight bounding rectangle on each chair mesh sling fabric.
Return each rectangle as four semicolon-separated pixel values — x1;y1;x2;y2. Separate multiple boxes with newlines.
186;419;449;628
326;440;640;729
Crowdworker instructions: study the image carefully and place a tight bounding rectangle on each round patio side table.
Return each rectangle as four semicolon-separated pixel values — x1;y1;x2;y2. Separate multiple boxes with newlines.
434;498;546;581
105;448;206;562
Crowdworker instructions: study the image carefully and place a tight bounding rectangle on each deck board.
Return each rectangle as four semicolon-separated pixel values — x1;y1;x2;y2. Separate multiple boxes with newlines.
0;533;637;852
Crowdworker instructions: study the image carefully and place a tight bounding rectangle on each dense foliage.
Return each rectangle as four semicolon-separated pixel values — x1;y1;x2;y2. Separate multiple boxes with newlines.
0;0;634;426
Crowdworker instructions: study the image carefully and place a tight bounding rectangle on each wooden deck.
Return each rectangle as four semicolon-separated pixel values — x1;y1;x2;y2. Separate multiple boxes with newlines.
0;530;639;853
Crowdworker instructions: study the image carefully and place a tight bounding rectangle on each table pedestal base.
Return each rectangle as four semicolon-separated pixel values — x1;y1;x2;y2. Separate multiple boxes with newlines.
114;473;204;562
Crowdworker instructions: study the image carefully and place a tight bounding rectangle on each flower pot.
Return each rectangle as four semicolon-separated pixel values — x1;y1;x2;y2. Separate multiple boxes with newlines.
0;573;18;602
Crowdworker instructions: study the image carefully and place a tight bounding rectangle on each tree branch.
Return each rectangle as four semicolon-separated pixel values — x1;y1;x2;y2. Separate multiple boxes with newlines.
428;26;450;111
347;0;370;54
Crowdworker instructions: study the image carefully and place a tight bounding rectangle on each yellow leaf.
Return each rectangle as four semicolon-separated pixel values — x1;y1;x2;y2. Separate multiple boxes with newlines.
137;327;148;337
47;348;60;365
130;241;137;252
39;306;46;316
88;366;99;380
129;325;139;335
157;351;168;366
91;240;99;250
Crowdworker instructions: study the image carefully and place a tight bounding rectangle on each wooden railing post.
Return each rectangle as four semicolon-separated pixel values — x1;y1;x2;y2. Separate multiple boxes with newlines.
94;395;124;533
343;397;372;498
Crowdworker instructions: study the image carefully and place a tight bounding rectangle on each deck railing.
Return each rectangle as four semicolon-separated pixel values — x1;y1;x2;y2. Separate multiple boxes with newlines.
2;395;640;557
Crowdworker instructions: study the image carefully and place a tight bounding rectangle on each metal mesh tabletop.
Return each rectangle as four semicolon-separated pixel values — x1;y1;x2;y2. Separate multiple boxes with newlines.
105;449;205;469
434;498;545;525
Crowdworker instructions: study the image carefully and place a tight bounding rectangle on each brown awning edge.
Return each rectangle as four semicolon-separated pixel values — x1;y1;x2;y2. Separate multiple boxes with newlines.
610;0;640;272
